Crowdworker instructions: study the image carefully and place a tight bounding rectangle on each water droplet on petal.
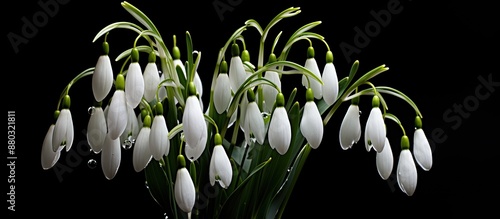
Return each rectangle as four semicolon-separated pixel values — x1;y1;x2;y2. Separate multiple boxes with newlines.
359;110;362;116
88;106;96;115
87;159;97;169
145;181;149;189
122;135;135;150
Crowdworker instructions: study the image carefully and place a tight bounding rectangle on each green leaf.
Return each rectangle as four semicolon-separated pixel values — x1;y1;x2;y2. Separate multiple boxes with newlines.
144;159;171;214
92;21;143;43
115;45;155;62
121;1;160;35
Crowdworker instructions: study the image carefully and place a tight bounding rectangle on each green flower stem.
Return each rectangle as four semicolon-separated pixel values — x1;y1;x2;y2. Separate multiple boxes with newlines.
384;113;407;136
57;67;94;110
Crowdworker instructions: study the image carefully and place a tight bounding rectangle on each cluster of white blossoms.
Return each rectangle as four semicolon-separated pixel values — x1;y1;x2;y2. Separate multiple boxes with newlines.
41;3;434;218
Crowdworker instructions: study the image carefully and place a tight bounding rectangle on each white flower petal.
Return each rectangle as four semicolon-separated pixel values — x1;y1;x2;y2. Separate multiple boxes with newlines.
149;115;169;161
366;107;386;152
194;71;203;98
158;73;167;100
133;127;152;172
125;62;145;108
339;104;361;150
300;101;323;149
413;129;433;171
183;96;207;158
92;55;113;102
364;123;373;152
229;56;248;93
321;62;339;105
185;142;205;162
107;90;128;140
120;104;140;147
143;62;160;102
52;109;74;152
210;145;233;188
246;101;266;145
376;137;393;180
397;149;418;196
263;70;281;112
101;133;121;180
214;73;232;114
268;107;291;155
175;168;196;213
41;124;63;170
87;107;107;153
302;58;322;99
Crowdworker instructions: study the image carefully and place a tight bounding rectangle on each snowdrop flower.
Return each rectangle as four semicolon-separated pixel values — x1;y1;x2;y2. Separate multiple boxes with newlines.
321;51;339;106
262;53;281;113
268;93;291;155
143;52;160;103
397;135;418;196
107;74;128;140
92;42;113;102
175;155;196;213
183;82;208;161
120;103;140;149
209;134;233;188
52;95;74;152
228;43;248;93
300;88;323;149
244;89;266;145
41;124;63;170
339;100;361;150
133;114;153;172
149;102;170;161
365;95;386;152
302;46;322;100
87;104;106;153
125;48;145;108
376;137;393;180
413;116;433;171
213;60;232;114
101;132;121;180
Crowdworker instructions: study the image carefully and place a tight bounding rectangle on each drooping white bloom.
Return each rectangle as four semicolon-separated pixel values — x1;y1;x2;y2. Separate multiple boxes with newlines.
41;124;63;170
365;105;386;152
92;55;113;102
183;95;207;161
268;106;291;155
143;62;160;102
87;106;107;153
52;108;74;152
158;72;168;101
245;101;266;145
321;59;339;106
302;56;322;99
175;167;196;213
133;126;152;172
263;70;281;113
413;128;433;171
229;55;248;93
120;104;140;148
125;62;145;108
209;145;233;188
149;114;170;161
376;137;393;180
101;132;121;180
397;149;418;196
107;90;128;140
213;73;232;114
339;104;361;150
300;90;323;149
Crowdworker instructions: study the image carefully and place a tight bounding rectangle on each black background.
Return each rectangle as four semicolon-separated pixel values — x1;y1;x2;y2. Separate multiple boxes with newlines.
4;0;499;218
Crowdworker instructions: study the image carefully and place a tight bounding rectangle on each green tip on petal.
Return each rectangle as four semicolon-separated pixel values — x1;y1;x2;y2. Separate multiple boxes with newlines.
143;114;152;127
53;110;60;120
148;51;156;63
102;42;109;55
177;154;186;168
220;60;228;73
268;53;277;64
276;92;285;107
231;42;240;57
188;82;197;96
415;116;422;129
115;73;125;90
372;95;380;108
155;102;164;115
214;133;222;146
325;51;333;63
247;88;256;102
305;88;314;102
131;48;139;63
401;135;410;150
307;46;315;59
62;95;71;109
241;49;250;62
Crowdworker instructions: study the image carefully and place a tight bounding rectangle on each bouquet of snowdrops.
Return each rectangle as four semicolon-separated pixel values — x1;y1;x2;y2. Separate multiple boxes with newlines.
41;2;433;218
